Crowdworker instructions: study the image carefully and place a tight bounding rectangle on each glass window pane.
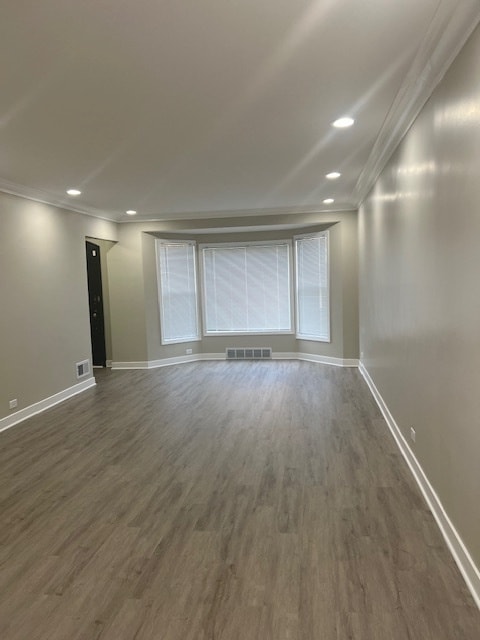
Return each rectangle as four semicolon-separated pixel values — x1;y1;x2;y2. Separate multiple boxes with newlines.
202;243;291;334
157;241;199;344
295;233;330;341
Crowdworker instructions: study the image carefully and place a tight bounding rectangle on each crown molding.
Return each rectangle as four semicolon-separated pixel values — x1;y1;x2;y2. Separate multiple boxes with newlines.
0;177;355;224
119;205;356;225
0;178;117;222
354;0;480;206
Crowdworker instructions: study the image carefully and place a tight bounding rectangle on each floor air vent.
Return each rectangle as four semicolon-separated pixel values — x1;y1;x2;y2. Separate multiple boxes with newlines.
226;348;272;360
76;359;91;378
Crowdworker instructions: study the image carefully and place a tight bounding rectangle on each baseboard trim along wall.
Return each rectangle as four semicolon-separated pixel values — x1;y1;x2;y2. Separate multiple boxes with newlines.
295;353;359;367
0;377;96;435
111;352;359;369
359;362;480;610
111;353;223;369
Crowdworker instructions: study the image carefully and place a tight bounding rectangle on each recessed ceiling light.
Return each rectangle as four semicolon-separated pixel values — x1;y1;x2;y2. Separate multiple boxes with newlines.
323;198;335;204
66;188;81;196
326;172;341;179
126;210;137;215
332;116;354;128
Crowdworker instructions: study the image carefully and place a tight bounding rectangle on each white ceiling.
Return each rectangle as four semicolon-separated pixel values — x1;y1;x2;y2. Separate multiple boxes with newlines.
1;0;479;223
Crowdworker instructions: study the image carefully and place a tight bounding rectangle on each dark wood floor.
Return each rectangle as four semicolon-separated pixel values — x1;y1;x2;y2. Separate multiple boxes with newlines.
0;362;479;639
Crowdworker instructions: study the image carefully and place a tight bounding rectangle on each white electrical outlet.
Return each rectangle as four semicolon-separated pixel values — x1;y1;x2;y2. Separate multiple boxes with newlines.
186;348;193;355
9;399;18;409
410;427;416;443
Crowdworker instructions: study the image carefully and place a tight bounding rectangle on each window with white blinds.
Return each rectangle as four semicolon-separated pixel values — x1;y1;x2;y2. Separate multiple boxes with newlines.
201;242;292;334
156;240;200;344
295;232;330;341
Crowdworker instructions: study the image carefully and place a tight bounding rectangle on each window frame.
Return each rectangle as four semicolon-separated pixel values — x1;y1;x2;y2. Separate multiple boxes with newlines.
294;230;331;343
199;239;294;337
155;238;201;345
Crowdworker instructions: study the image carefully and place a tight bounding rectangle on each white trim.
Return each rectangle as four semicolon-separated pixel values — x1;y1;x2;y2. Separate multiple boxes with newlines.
106;360;113;368
0;377;96;434
354;1;480;206
200;331;295;337
196;352;225;361
120;204;355;223
111;361;151;369
359;362;480;610
111;353;226;369
0;179;117;222
0;182;353;224
272;351;298;360
297;353;358;367
147;355;200;368
112;353;359;368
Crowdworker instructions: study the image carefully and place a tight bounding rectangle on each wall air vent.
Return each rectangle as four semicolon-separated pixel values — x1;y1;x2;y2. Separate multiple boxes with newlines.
226;348;272;360
76;359;91;378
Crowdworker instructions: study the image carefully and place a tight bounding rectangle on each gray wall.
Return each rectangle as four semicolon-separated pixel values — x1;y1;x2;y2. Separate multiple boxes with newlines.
0;193;117;422
107;211;359;363
359;23;480;567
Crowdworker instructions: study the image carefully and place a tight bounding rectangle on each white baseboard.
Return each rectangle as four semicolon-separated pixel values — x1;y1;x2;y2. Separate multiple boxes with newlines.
195;352;226;361
147;354;199;368
297;353;359;367
273;352;359;367
359;362;480;610
0;377;96;434
112;355;198;369
110;360;150;369
111;353;226;370
112;352;359;369
272;351;298;360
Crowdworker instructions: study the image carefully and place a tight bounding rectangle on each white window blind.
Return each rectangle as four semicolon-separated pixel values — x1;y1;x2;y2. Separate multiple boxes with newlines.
156;240;200;344
295;232;330;341
201;242;292;334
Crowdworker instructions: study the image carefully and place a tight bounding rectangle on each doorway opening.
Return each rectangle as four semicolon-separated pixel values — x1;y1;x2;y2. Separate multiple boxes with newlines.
86;240;107;367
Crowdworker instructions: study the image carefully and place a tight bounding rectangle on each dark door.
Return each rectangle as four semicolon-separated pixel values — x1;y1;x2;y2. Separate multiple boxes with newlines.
86;241;107;367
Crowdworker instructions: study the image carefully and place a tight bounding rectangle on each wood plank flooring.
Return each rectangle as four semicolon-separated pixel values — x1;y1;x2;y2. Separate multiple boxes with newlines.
0;361;479;639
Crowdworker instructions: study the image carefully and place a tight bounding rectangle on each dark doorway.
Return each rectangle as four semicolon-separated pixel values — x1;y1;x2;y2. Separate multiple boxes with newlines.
86;241;107;367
